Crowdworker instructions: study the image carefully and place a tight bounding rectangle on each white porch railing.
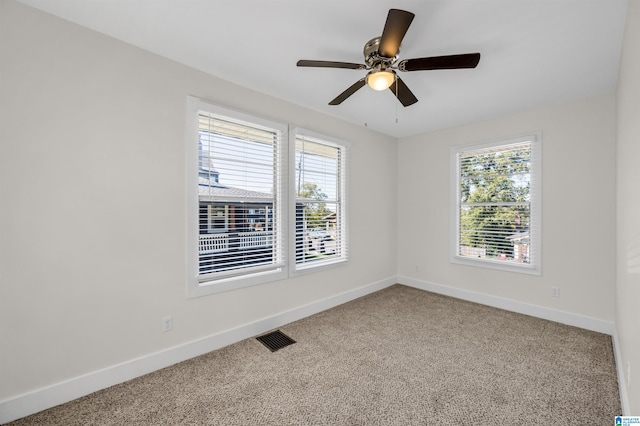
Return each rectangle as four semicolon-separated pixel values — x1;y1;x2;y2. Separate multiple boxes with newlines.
199;233;229;254
199;231;273;254
238;231;273;249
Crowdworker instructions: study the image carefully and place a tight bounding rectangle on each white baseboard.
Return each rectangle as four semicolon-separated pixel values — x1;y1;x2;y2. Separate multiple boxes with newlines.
0;276;396;424
397;276;615;335
612;329;630;415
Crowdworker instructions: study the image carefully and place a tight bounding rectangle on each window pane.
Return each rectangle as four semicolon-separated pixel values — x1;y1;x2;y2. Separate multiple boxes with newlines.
460;204;530;262
455;139;537;269
198;112;283;279
294;135;347;269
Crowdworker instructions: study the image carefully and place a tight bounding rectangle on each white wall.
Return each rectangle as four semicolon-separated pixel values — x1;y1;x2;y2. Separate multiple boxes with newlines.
0;0;397;405
616;0;640;414
397;93;617;325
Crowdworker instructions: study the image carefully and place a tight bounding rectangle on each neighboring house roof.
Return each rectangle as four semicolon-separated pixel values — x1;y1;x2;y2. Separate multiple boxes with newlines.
199;157;219;175
198;176;315;204
199;177;273;201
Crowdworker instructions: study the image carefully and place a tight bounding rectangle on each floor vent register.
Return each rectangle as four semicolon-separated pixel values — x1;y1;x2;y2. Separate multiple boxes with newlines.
256;330;296;352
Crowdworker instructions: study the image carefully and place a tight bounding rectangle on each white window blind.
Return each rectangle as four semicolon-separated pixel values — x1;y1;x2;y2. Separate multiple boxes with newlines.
293;132;348;271
452;134;540;274
197;110;285;283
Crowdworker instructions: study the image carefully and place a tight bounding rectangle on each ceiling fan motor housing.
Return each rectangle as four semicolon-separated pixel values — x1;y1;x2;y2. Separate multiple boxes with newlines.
364;37;399;68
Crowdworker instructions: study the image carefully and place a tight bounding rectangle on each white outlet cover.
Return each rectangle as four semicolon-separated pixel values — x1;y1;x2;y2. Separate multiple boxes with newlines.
163;316;173;332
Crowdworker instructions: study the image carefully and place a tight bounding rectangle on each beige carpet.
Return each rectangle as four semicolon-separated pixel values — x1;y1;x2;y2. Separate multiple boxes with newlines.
9;285;621;425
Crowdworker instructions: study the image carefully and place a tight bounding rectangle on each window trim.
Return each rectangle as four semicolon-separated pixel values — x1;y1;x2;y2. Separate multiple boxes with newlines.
288;127;350;276
450;133;542;275
187;96;288;298
207;205;229;233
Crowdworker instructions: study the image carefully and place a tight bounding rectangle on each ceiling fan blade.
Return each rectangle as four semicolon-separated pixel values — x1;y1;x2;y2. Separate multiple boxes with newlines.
297;60;366;70
389;76;418;107
378;9;415;58
398;53;481;71
329;78;366;105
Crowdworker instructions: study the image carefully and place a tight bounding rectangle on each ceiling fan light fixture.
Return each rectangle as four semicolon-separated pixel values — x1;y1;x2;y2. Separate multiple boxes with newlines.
366;70;395;91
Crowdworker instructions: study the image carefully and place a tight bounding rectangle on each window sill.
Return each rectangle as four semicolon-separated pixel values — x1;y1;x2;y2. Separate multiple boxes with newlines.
189;267;287;298
290;257;348;276
451;255;541;276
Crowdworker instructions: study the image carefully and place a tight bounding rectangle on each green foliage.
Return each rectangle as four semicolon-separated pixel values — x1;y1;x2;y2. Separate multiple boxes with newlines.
298;182;332;228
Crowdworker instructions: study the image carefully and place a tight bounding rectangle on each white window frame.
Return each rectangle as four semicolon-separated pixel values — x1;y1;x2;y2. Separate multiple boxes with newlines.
450;133;541;275
187;97;288;297
289;127;349;275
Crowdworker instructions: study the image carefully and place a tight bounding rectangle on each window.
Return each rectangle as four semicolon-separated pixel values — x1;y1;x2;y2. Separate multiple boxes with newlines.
187;98;349;297
292;129;348;272
188;98;287;296
451;134;541;274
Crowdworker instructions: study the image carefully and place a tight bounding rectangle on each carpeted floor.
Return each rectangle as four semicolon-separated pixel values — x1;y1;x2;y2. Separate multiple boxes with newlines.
8;285;621;425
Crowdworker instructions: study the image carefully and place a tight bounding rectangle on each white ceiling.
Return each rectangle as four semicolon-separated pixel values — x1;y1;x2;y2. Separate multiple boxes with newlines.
19;0;628;138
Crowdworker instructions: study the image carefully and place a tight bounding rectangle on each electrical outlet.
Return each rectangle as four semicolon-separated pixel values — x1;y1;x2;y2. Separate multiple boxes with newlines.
162;316;173;332
551;287;559;297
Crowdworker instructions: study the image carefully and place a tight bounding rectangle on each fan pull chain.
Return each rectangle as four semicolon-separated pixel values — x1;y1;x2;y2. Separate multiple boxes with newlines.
395;76;399;124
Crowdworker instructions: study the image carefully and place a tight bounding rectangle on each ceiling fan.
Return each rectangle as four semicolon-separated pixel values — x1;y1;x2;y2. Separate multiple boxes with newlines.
297;9;480;107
